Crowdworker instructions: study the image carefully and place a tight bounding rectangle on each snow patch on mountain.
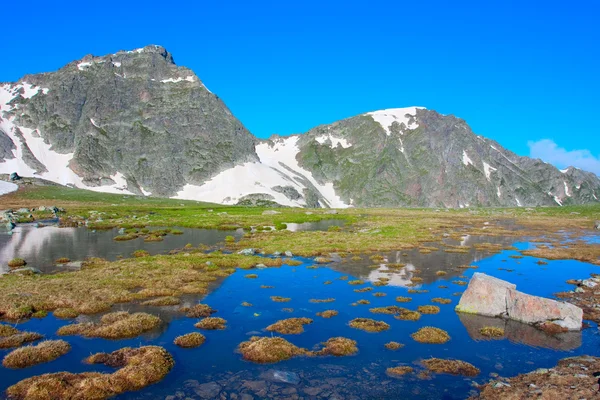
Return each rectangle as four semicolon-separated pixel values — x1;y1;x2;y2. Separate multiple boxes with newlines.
365;107;424;135
564;181;571;197
462;150;473;166
160;76;195;84
483;161;497;181
315;135;351;149
0;181;18;196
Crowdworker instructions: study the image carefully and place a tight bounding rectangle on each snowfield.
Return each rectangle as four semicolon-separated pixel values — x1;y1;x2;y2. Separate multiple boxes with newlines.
0;181;18;196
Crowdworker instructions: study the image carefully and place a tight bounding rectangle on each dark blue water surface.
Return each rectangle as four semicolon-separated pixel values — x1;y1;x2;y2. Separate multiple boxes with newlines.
1;234;599;399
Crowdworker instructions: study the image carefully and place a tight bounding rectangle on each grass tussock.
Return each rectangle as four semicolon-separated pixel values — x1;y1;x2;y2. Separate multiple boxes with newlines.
385;341;404;350
141;296;181;306
348;280;365;285
349;318;390;332
271;296;291;303
313;337;357;356
132;250;150;258
394;309;421;321
245;274;258;279
421;358;480;376
396;296;412;303
57;312;161;339
241;301;253;307
266;317;313;334
238;336;306;363
521;245;600;265
355;299;370;305
174;333;206;348
309;298;335;303
0;332;44;349
316;310;338;318
369;306;404;315
436;271;447;276
55;258;70;264
480;326;505;338
387;366;413;375
407;289;429;294
373;292;387;297
53;308;79;319
354;287;373;293
8;258;26;268
452;280;468;286
0;324;20;337
411;327;451;344
194;317;227;330
418;305;440;314
180;304;216;318
2;340;71;368
7;346;174;399
431;298;452;304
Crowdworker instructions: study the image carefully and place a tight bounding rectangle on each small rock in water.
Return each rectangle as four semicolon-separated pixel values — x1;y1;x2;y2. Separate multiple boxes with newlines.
118;228;126;234
238;248;256;256
272;251;281;257
582;279;598;288
284;250;293;257
261;370;300;384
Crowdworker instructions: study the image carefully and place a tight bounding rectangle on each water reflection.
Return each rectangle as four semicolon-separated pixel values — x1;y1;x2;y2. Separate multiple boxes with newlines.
458;313;582;351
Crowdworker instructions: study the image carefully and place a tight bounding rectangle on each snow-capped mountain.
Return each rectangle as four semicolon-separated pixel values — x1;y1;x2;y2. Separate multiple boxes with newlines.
1;46;599;207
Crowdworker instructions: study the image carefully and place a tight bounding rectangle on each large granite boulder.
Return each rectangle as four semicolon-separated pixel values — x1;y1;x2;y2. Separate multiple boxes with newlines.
456;272;583;331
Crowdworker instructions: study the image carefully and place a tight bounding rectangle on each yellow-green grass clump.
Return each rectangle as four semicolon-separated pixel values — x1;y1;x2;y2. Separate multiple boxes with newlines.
57;312;161;339
386;366;413;376
245;274;258;279
260;285;275;289
144;235;164;242
431;298;452;304
132;250;150;258
316;310;338;318
373;292;387;297
0;332;44;349
411;327;451;344
114;234;138;241
421;358;480;376
0;324;20;337
369;306;404;315
266;317;313;334
480;326;505;338
238;336;306;363
385;341;404;350
408;289;429;294
354;287;373;293
315;257;332;264
436;271;447;276
141;296;181;306
418;305;440;315
309;298;335;303
195;317;227;330
174;333;206;348
180;304;216;318
348;280;365;285
452;280;468;286
55;257;71;264
8;258;26;268
373;281;388;287
2;340;71;368
241;301;253;307
313;337;358;356
271;296;291;303
355;299;370;305
349;318;390;332
396;296;412;303
394;309;421;321
53;308;79;319
7;346;174;399
323;280;332;285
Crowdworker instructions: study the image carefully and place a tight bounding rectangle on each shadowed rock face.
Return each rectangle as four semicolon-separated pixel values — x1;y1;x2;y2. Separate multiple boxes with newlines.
457;313;582;351
1;45;257;197
456;272;583;331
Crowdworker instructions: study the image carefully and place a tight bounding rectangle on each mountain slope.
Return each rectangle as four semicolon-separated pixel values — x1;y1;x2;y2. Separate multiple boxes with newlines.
1;46;599;207
0;45;257;197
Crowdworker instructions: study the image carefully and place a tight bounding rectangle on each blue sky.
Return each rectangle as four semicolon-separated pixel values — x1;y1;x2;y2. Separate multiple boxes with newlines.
3;1;600;174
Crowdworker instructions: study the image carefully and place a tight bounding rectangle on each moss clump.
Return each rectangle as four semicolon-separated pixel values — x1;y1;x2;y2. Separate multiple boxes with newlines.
271;296;291;303
387;366;413;376
422;358;480;376
55;258;71;264
245;274;258;279
411;327;450;344
180;304;216;318
385;341;404;350
316;310;338;318
396;296;412;303
174;332;206;348
315;257;332;264
2;340;71;368
407;289;429;294
261;285;275;289
266;317;313;334
354;287;373;293
57;312;161;339
113;234;138;241
349;318;390;332
452;280;468;286
144;235;164;242
53;308;79;319
241;301;253;307
32;310;48;319
431;298;452;304
171;229;183;235
314;337;357;356
132;250;150;258
369;306;404;314
195;317;227;330
323;280;332;285
373;281;388;287
373;292;387;297
0;324;20;337
0;332;44;349
7;258;26;268
238;336;306;363
8;346;175;399
348;280;365;285
309;298;335;303
480;326;505;338
394;309;421;321
418;305;440;314
355;299;370;305
436;271;447;276
141;296;181;306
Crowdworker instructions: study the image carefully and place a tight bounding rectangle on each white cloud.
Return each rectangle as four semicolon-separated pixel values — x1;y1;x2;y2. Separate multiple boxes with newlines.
528;139;600;176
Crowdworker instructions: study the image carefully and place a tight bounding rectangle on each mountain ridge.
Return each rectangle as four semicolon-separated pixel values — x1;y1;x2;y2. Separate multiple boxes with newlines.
1;45;599;208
